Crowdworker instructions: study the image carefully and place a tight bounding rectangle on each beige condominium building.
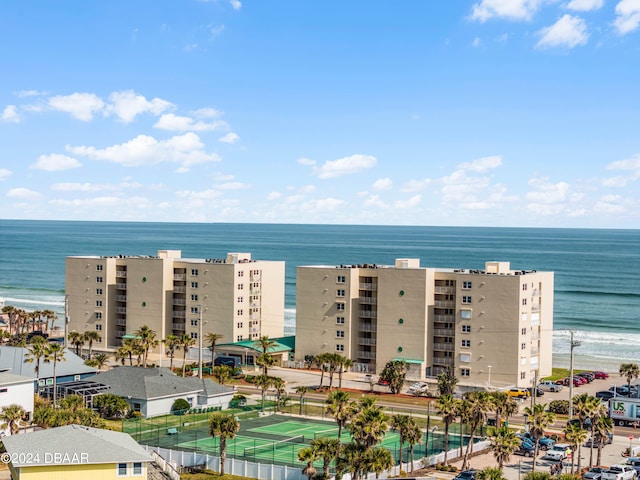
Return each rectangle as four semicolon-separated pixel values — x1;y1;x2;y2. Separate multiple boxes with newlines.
66;251;285;351
296;259;553;389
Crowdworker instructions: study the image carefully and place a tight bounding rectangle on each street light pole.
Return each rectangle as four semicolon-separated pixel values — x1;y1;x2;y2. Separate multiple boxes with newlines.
198;306;203;380
488;365;492;388
568;330;581;420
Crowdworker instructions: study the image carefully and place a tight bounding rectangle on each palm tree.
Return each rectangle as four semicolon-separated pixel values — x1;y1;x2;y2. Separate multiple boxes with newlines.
179;333;196;376
316;352;330;387
587;399;608;467
490;391;518;427
564;422;588;474
326;389;353;439
271;376;286;411
524;402;555;471
437;367;459;396
208;412;240;476
336;442;368;480
573;393;599;471
163;334;180;370
297;446;318;480
488;426;520;471
121;337;139;366
204;332;224;363
364;446;394;480
477;466;507;480
68;331;85;357
391;414;412;467
295;386;309;416
44;343;66;407
310;436;341;479
2;305;19;335
405;421;423;472
460;391;493;471
619;363;640;391
338;356;354;389
254;334;277;374
59;394;84;412
83;330;101;359
134;325;158;368
436;393;459;465
42;309;57;335
213;365;232;385
254;374;273;412
92;352;110;370
593;415;613;466
0;404;26;435
0;330;11;345
256;351;277;376
24;336;48;390
349;401;389;448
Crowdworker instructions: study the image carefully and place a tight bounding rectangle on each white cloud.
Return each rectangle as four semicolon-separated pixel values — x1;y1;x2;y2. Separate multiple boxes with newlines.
526;177;585;215
536;14;589;48
16;90;45;98
299;185;316;194
593;194;626;213
107;90;173;123
470;0;544;22
459;155;502;172
267;191;282;201
364;194;388;208
472;37;482;47
394;195;422;209
48;92;105;121
192;107;223;118
31;153;82;171
51;181;142;192
49;196;126;208
372;178;393;190
0;168;12;181
1;105;20;123
565;0;604;11
297;157;316;166
401;178;432;192
305;197;345;211
614;0;640;34
229;0;242;10
67;132;220;171
313;154;377;179
217;182;252;190
175;189;222;200
153;113;227;131
607;153;640;179
7;188;42;200
602;176;629;187
219;132;239;144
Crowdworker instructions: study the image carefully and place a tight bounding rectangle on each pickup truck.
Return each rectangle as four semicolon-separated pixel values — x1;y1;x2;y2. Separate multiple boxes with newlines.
600;465;638;480
545;443;571;461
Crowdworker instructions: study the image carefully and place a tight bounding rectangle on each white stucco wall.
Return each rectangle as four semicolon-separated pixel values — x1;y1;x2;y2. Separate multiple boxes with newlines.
0;380;35;435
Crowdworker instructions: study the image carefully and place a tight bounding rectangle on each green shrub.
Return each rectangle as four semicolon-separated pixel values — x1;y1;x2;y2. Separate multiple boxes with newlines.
548;400;569;415
172;398;190;413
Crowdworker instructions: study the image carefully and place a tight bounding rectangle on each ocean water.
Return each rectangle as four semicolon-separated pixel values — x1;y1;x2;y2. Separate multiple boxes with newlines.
0;220;638;371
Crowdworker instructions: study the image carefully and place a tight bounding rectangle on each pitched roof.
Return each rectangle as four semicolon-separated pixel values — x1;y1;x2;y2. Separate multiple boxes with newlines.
2;424;153;467
0;346;97;379
86;366;233;400
0;370;33;385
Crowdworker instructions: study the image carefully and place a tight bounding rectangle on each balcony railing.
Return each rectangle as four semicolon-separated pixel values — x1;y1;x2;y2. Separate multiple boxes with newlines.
357;351;377;360
115;329;126;337
116;283;127;289
532;304;541;312
173;298;186;306
174;286;186;293
358;310;377;318
433;343;455;352
433;357;454;366
172;323;186;330
117;295;127;302
173;274;186;281
434;301;455;308
359;324;377;332
115;307;126;314
434;286;455;294
359;283;377;291
433;328;455;337
530;347;540;355
358;337;377;346
116;319;126;326
359;297;377;305
116;271;127;278
173;311;186;318
433;314;455;322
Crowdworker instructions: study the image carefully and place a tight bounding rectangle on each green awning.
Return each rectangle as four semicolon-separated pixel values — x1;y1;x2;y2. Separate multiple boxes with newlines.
122;334;141;339
392;358;424;365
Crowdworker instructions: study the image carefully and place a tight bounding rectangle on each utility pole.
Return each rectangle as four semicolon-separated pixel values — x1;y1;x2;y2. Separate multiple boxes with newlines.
532;370;538;409
64;295;69;348
198;306;203;379
568;330;581;420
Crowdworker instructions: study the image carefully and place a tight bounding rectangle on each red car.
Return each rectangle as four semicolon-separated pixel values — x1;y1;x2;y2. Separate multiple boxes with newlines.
593;371;609;379
560;377;584;387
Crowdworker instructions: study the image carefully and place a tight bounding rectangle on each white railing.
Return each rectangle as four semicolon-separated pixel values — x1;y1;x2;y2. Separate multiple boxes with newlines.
434;301;455;308
358;337;377;346
358;310;377;318
359;324;377;332
174;286;186;293
434;314;455;322
359;297;377;305
433;343;454;351
149;450;181;480
433;328;454;336
173;298;186;305
116;283;127;289
359;283;377;290
434;286;455;294
433;357;454;365
172;323;186;330
116;271;127;277
116;307;126;314
117;295;127;302
173;311;186;318
357;351;376;359
174;274;186;281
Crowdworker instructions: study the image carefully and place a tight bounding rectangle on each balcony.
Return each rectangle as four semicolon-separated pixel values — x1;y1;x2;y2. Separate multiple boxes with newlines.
434;301;455;308
532;304;541;312
433;343;455;352
359;324;377;332
115;329;126;338
173;298;186;306
174;286;186;293
435;286;455;294
532;289;540;297
117;295;127;302
359;297;377;305
115;319;127;327
359;283;377;291
251;275;261;282
173;274;186;281
434;314;455;322
358;310;377;318
115;307;126;314
433;328;455;336
249;327;260;334
116;283;127;289
172;323;186;330
530;346;540;355
357;351;377;360
433;357;454;366
116;271;127;278
250;287;261;294
358;337;377;346
173;311;186;318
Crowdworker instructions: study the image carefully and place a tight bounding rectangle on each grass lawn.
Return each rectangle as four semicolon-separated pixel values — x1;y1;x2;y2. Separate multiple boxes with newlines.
541;367;593;381
103;418;123;432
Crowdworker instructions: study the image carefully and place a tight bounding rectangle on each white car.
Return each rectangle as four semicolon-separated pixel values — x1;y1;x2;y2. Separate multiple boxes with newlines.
407;382;430;395
545;443;571;461
538;381;563;393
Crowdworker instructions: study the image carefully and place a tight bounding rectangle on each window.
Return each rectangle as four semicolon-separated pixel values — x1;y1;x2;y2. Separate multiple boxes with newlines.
133;463;142;475
96;324;102;331
337;289;345;297
237;322;244;328
191;332;198;339
237;309;243;316
460;310;472;319
96;288;103;295
336;317;345;325
96;300;102;307
521;372;526;380
336;303;345;311
191;307;199;314
191;294;198;301
521;343;526;350
236;335;243;341
95;312;102;319
336;330;345;338
521;313;528;322
191;319;198;326
461;339;471;348
522;298;527;306
462;296;472;304
521;327;527;335
461;325;471;333
461;368;470;377
191;281;198;288
336;344;344;352
522;284;528;291
191;269;199;276
96;276;103;283
460;353;471;363
462;281;472;289
237;297;243;303
237;284;244;290
96;264;103;271
337;275;346;283
0;388;7;393
117;463;127;476
238;271;244;277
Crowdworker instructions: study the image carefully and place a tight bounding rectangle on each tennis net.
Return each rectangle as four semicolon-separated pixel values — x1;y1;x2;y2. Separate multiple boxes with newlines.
243;435;306;458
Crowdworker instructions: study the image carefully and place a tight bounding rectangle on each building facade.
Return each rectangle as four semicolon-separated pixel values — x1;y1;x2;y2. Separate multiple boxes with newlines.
296;259;553;389
66;251;285;351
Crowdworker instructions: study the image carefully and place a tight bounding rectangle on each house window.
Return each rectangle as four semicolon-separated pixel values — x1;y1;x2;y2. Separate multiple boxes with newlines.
522;298;527;306
237;284;244;290
191;281;198;288
237;297;243;303
337;289;345;297
191;307;199;314
191;269;199;276
238;271;244;277
96;312;102;319
337;275;345;283
336;330;345;338
522;284;528;291
521;313;528;322
96;324;102;331
521;327;527;335
336;303;345;311
462;296;472;304
336;344;344;352
96;264;103;271
460;368;470;377
336;317;345;325
96;276;103;283
133;403;141;412
461;339;471;348
521;343;526;350
521;372;526;380
191;319;198;326
237;309;243;316
96;300;103;307
191;332;198;339
117;463;127;476
236;335;243;341
461;325;471;333
462;281;472;289
96;288;103;295
237;322;243;328
133;463;142;475
191;294;198;301
460;310;472;319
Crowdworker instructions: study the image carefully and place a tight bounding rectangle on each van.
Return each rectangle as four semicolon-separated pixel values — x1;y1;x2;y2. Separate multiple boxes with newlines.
507;388;531;398
212;356;241;368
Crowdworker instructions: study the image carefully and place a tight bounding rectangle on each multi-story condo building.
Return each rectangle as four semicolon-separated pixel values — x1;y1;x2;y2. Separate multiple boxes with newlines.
296;259;553;388
66;251;285;352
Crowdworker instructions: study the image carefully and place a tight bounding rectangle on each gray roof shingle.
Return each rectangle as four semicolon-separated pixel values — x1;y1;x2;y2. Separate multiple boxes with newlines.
0;346;97;379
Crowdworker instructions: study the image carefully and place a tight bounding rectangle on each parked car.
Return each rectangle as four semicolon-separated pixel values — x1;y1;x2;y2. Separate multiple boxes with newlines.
523;431;556;450
407;382;430;396
507;388;531;398
528;387;544;397
568;417;592;428
600;465;637;480
577;372;595;383
596;390;616;401
545;443;572;461
610;385;639;397
515;443;537;457
593;371;609;379
516;434;536;450
539;380;563;392
454;470;477;480
583;467;608;480
585;434;613;447
625;458;640;476
559;377;584;387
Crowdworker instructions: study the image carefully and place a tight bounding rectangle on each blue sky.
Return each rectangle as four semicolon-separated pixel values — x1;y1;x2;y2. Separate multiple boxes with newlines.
1;0;639;228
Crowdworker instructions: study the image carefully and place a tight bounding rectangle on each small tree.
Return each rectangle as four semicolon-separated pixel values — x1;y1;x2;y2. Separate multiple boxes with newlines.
379;359;410;394
208;412;240;476
298;446;318;480
619;363;640;391
213;365;233;385
172;398;190;414
0;404;26;435
437;367;459;396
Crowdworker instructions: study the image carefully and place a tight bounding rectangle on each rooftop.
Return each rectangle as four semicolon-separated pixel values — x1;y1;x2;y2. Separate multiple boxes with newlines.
0;346;97;379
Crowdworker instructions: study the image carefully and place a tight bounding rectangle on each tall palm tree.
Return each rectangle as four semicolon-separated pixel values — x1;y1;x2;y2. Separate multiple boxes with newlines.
271;376;286;411
461;391;493;471
134;325;158;368
42;309;57;334
44;343;66;407
83;330;101;359
619;363;640;391
564;422;588;474
92;352;110;370
310;436;341;480
256;351;277;376
405;420;423;472
391;414;412;466
204;332;224;363
587;399;609;467
213;365;232;385
364;446;394;480
295;386;309;416
254;335;277;374
437;367;459;396
297;446;318;480
523;403;555;471
180;333;196;376
336;442;368;480
436;394;459;465
487;426;520;471
593;415;613;467
24;336;48;390
326;389;353;439
338;356;354;389
208;412;240;476
0;404;26;435
316;352;330;387
490;391;518;427
163;334;180;370
254;374;273;412
2;305;19;335
349;401;389;449
68;330;84;357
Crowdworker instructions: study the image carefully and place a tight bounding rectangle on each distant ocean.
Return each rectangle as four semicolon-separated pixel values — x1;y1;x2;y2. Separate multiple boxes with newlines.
0;220;638;372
